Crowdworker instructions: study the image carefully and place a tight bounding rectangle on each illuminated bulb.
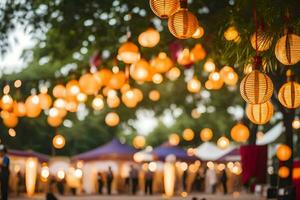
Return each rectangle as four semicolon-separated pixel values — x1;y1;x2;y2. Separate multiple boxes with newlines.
75;169;83;178
92;95;104;111
8;128;16;137
152;73;163;84
125;90;135;99
187;77;201;93
191;109;201;119
77;93;87;103
217;136;230;149
54;98;66;109
169;133;180;146
166;67;181;81
57;170;65;180
210;72;220;81
292;119;300;129
149;90;160;101
49;107;59;117
182;128;194;141
149;162;157;172
133;135;146;149
14;80;22;88
112;66;120;73
207;161;214;169
2;94;13;105
204;60;216;72
192;26;204;39
41;166;50;179
105;112;120;127
40;86;48;94
52;134;66;149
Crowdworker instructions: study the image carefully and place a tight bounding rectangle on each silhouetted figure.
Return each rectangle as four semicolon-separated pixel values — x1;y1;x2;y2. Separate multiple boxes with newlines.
46;182;58;200
57;177;66;195
129;165;139;194
182;169;188;192
16;171;24;196
0;145;10;200
144;168;153;195
221;169;228;194
106;167;114;195
97;172;103;194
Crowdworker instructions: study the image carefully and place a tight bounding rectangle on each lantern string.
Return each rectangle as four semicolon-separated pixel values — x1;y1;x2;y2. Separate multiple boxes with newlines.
253;0;259;56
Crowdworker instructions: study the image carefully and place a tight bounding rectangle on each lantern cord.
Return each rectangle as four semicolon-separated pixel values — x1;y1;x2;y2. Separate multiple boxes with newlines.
253;0;259;56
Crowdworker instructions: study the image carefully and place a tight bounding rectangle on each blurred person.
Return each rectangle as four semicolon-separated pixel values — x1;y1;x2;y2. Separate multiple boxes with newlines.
144;168;153;195
106;166;114;195
0;145;10;200
97;172;103;194
182;169;188;192
56;176;66;195
46;181;58;200
16;171;24;196
129;165;139;195
221;169;228;194
205;167;217;194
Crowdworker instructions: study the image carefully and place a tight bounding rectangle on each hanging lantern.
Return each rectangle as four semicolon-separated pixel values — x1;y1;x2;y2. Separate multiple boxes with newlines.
149;90;160;101
205;80;214;90
57;108;67;118
118;42;140;64
66;100;78;112
204;59;216;72
47;116;62;127
1;94;13;111
77;92;87;103
133;135;146;149
122;89;138;108
275;33;300;65
2;112;18;128
13;102;26;117
190;44;206;62
182;128;194;141
240;57;273;104
25;158;38;196
52;84;66;99
209;71;224;90
105;112;120;127
150;52;173;73
200;128;213;142
66;80;80;96
169;133;180;146
152;73;163;84
79;73;100;95
54;98;66;110
177;48;193;67
220;66;234;79
166;67;181;81
192;26;205;39
278;166;290;178
38;93;52;110
92;95;104;111
293;119;300;129
224;26;239;41
276;144;292;161
224;71;238;86
246;101;274;125
278;70;300;109
52;134;66;149
168;0;198;39
133;88;143;102
93;69;112;86
217;136;230;149
250;31;273;51
187;77;201;93
108;71;126;90
25;95;41;118
138;27;160;48
230;123;250;143
107;95;120;108
149;0;179;19
130;59;151;82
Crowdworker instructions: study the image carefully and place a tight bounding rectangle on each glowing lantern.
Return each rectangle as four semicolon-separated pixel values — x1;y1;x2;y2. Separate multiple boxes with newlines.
220;66;234;79
79;73;100;95
25;158;38;196
275;34;300;65
25;95;41;118
204;59;216;72
54;98;66;109
108;71;126;90
149;0;179;18
217;136;230;149
230;123;250;143
13;102;26;117
107;96;120;108
192;26;205;39
200;128;213;142
133;135;146;149
177;48;193;66
246;101;274;125
118;42;140;64
2;112;18;128
92;95;104;111
93;69;112;86
52;84;66;98
38;93;52;110
278;166;290;178
224;71;238;86
278;70;300;109
1;94;13;111
57;108;67;118
122;90;138;108
150;52;173;73
276;144;292;161
8;128;16;137
205;80;214;90
47;116;62;127
151;74;162;85
105;112;120;127
52;134;66;149
182;128;194;141
66;80;80;96
209;72;224;90
130;59;151;82
138;27;160;48
166;67;181;81
164;155;176;197
187;77;201;93
41;165;50;181
66;100;78;112
191;109;201;119
250;31;273;51
169;133;180;146
293;168;300;179
149;90;160;101
224;26;239;41
49;107;59;118
133;88;143;102
293;119;300;129
190;44;206;62
77;92;87;103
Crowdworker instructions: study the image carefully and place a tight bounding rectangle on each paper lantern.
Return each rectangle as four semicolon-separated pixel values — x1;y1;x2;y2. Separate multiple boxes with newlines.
2;112;18;128
150;52;173;73
38;93;52;110
217;136;230;149
108;71;126;90
166;67;181;81
93;69;112;86
57;108;67;118
293;119;300;129
200;128;213;142
240;69;273;104
187;77;201;93
209;72;224;90
8;128;16;137
66;80;80;96
133;135;146;149
168;2;198;39
66;100;78;112
92;95;104;111
164;162;175;197
54;98;66;110
220;66;234;79
169;133;180;146
25;95;42;118
205;80;214;90
224;26;239;41
149;0;179;18
250;31;273;51
1;94;13;111
230;123;250;143
76;92;87;103
118;42;140;64
204;59;216;72
133;88;143;102
246;101;273;125
107;96;120;108
278;70;300;109
149;90;160;101
190;44;206;62
53;134;66;149
105;112;120;127
182;128;194;141
191;108;201;119
47;116;62;127
79;73;100;95
177;48;193;66
275;33;300;65
276;144;292;161
25;158;38;196
192;26;204;39
122;89;138;108
130;59;151;82
138;27;160;48
52;84;66;98
152;73;163;84
278;166;290;178
13;102;26;117
224;71;238;86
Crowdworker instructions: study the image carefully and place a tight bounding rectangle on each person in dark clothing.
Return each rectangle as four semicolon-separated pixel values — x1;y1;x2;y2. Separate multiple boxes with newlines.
57;177;66;195
144;168;153;195
106;167;114;195
0;145;10;200
221;169;228;194
129;165;139;195
182;169;188;192
46;181;58;200
97;172;103;194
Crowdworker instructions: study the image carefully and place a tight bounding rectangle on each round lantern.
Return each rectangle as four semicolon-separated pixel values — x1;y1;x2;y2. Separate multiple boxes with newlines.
52;134;66;149
200;128;213;142
169;133;180;146
224;71;238;86
293;119;300;129
190;44;206;62
1;94;13;111
276;144;292;161
187;77;201;93
182;128;194;141
149;90;160;101
204;59;216;72
25;95;42;118
52;84;66;98
246;101;274;125
133;88;143;102
224;26;239;41
278;70;300;109
54;98;66;110
66;80;80;96
133;135;146;149
168;2;198;39
118;42;140;64
79;73;100;95
230;123;250;143
278;166;290;178
250;31;273;51
3;112;18;128
150;52;173;73
108;71;126;90
240;69;273;104
47;116;62;127
205;80;214;90
122;89;138;108
66;100;78;112
220;66;234;79
149;0;179;19
166;67;181;81
152;73;163;84
209;72;224;90
138;27;160;48
107;96;120;108
177;48;193;66
217;136;230;149
13;102;26;117
38;93;52;110
192;26;204;39
77;92;87;103
93;69;112;86
105;112;120;127
275;33;300;65
92;95;104;111
130;59;151;82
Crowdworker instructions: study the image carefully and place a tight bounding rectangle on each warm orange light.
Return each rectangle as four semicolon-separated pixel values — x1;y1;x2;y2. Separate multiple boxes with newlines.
107;95;121;108
93;69;112;86
66;80;80;96
1;94;13;111
190;44;206;62
177;48;193;66
118;42;140;64
192;26;205;39
79;73;100;95
217;136;230;149
276;144;292;161
166;67;181;81
150;52;173;73
133;135;146;149
92;95;104;111
105;112;120;127
169;133;180;146
52;134;66;149
224;26;239;41
278;72;300;109
130;59;151;82
182;128;194;141
2;112;18;128
138;27;160;48
250;31;273;51
149;90;160;101
230;123;250;143
275;34;300;65
246;101;273;125
293;119;300;129
278;166;290;178
187;77;201;93
200;128;213;142
52;84;66;99
47;116;63;127
204;59;216;72
108;71;126;90
38;93;52;110
25;95;42;118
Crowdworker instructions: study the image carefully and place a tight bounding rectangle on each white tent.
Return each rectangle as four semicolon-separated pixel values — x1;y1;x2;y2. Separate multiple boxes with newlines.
256;122;284;145
195;142;237;161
